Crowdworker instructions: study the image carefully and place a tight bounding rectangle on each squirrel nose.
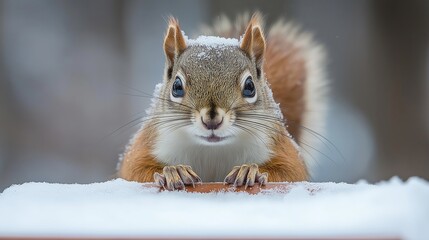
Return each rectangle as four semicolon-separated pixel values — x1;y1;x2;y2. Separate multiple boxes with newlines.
201;117;223;130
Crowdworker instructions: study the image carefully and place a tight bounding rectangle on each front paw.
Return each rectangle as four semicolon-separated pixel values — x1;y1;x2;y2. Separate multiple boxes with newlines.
224;163;268;189
153;165;202;191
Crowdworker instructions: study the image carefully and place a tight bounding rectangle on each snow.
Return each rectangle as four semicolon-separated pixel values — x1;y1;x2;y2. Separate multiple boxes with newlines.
0;177;429;239
197;51;206;57
183;31;239;47
187;35;239;47
145;82;163;116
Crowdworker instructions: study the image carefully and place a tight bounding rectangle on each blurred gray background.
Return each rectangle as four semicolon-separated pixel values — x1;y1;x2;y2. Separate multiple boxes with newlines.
1;0;428;190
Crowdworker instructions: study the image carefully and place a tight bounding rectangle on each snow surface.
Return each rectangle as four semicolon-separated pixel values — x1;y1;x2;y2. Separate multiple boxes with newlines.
187;35;239;47
183;31;240;47
0;177;428;239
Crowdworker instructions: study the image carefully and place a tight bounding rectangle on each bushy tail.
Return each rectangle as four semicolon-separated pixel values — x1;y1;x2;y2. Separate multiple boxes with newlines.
200;13;329;168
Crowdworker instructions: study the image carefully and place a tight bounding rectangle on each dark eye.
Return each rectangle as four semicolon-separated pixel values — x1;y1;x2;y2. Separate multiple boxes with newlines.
172;76;184;98
242;76;255;98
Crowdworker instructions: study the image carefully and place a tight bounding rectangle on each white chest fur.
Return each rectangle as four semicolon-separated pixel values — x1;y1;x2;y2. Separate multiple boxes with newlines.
152;127;272;182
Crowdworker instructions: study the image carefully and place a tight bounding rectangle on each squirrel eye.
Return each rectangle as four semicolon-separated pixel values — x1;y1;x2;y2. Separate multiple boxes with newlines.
242;76;255;98
172;76;185;98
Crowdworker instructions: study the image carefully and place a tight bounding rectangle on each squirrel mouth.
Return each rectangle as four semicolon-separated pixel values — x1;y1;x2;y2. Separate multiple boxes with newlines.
199;134;227;143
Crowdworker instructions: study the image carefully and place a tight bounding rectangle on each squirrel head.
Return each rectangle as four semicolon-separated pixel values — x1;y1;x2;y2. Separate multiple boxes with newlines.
155;14;281;145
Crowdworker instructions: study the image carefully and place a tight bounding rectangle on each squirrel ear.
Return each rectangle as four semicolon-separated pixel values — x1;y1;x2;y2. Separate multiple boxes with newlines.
240;13;266;70
164;18;187;69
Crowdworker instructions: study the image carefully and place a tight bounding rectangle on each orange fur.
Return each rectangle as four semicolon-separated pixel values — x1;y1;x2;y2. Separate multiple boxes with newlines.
259;130;308;182
240;14;265;68
118;123;164;182
164;18;187;66
264;33;306;139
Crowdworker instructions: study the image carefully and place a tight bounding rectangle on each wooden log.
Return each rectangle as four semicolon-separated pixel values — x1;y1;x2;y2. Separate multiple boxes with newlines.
141;182;295;194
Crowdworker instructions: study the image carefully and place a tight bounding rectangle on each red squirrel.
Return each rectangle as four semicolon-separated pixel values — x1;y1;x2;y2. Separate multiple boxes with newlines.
118;13;327;190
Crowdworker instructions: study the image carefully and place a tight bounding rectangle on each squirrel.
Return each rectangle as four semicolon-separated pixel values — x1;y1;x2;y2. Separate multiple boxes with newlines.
118;13;327;190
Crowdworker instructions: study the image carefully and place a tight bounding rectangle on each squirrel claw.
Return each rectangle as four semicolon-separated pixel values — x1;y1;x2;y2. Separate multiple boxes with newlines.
153;172;166;190
153;165;202;191
257;172;268;186
223;166;240;185
224;164;268;188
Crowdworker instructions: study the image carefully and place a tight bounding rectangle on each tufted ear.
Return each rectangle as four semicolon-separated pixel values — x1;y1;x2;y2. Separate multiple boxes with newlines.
240;13;266;75
164;17;187;75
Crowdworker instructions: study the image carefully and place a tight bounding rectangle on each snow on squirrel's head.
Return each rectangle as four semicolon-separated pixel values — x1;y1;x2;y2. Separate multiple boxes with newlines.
155;14;281;145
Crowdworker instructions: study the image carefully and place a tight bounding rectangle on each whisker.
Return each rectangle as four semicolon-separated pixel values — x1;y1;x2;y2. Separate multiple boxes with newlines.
238;113;285;125
235;118;286;136
233;123;270;147
299;125;345;162
159;121;193;135
101;116;145;141
235;116;338;164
